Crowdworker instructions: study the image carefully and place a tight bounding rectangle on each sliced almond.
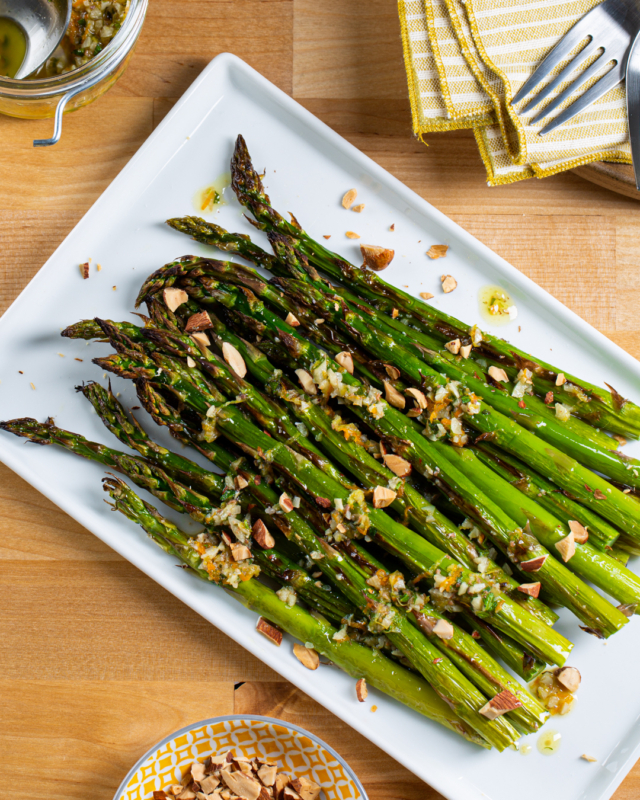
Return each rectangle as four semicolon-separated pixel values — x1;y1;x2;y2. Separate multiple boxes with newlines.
419;292;434;300
488;366;509;383
445;339;461;355
427;245;449;260
235;474;249;490
191;761;206;783
346;231;360;239
285;312;300;327
279;492;294;513
441;274;457;293
360;244;395;271
191;332;210;355
356;678;368;702
568;520;589;544
293;643;320;670
383;454;412;477
257;764;278;787
184;310;212;332
433;619;454;640
555;666;581;693
581;754;597;763
406;387;427;409
199;776;220;794
342;188;357;209
295;369;317;395
164;287;189;313
517;582;541;598
555;532;576;563
222;341;247;379
252;518;276;549
479;690;522;720
177;789;196;800
352;203;365;213
284;787;302;800
290;776;321;800
520;554;548;572
220;768;262;800
383;380;405;409
372;485;397;508
230;543;252;562
556;373;566;386
335;351;354;374
186;356;197;369
384;364;401;380
275;774;291;798
459;344;472;358
256;617;283;646
80;262;90;279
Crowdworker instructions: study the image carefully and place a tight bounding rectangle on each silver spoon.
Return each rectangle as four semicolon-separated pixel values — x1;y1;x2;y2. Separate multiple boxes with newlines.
0;0;71;79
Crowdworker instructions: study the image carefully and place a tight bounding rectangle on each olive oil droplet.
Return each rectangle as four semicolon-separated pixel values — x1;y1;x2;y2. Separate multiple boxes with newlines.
478;285;517;327
537;730;561;756
193;172;231;213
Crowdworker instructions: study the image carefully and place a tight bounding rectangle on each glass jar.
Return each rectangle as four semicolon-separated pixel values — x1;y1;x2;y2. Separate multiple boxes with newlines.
0;0;148;144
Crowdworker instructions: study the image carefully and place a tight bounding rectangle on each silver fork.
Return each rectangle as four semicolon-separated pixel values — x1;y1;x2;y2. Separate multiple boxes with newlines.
510;0;640;136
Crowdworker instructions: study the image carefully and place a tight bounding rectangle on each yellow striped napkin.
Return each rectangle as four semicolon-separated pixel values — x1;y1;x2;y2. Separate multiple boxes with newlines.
398;0;632;185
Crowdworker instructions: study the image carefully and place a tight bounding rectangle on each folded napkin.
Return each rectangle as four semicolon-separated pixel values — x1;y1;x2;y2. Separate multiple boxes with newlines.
398;0;632;184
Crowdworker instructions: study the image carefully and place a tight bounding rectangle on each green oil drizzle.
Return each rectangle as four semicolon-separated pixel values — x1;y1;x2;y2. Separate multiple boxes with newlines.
0;17;27;79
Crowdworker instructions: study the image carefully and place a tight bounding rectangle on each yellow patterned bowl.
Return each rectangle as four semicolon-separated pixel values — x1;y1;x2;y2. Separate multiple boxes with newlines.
114;715;368;800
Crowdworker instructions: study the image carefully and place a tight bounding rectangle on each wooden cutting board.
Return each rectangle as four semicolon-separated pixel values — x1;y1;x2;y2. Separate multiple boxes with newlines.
573;161;640;199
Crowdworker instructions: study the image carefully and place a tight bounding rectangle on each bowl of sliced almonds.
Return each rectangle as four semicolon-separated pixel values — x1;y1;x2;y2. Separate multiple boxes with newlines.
114;715;368;800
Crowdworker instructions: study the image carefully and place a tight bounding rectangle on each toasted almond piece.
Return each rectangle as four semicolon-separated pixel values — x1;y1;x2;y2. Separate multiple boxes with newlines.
285;312;300;327
221;768;262;800
291;776;321;800
520;554;548;572
252;518;276;549
177;790;196;800
279;492;294;513
235;474;249;490
384;364;401;380
352;203;365;213
391;307;399;317
314;318;324;325
256;617;283;646
199;776;219;794
568;520;589;544
222;341;247;378
517;582;541;598
284;787;302;800
164;287;189;313
80;262;90;279
441;274;457;293
617;602;637;617
342;188;357;209
334;351;354;374
293;643;320;670
257;764;278;787
383;454;412;477
433;619;454;640
184;310;212;332
275;773;291;797
555;666;581;693
186;356;197;369
581;754;597;763
428;245;449;259
383;380;405;409
479;690;522;720
373;485;397;508
459;344;472;358
191;761;206;782
191;332;210;354
445;339;461;355
323;235;331;239
406;387;427;409
346;231;360;239
230;543;252;562
360;243;395;271
488;366;509;383
555;532;576;563
153;792;170;800
169;785;183;796
295;368;317;395
419;292;434;300
356;678;368;702
556;372;566;386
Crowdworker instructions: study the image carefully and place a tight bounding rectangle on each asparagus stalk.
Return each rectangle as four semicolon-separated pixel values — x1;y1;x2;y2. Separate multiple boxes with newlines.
103;476;488;747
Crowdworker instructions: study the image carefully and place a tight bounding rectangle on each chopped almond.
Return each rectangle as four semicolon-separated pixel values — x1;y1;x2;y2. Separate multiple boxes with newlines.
383;454;412;477
433;619;454;640
230;543;252;562
186;356;196;368
520;554;548;572
419;292;434;300
346;231;360;239
391;307;399;317
285;312;300;327
184;310;212;332
191;761;206;782
291;776;321;800
256;617;283;646
555;666;581;693
384;364;401;380
191;332;210;354
275;774;291;797
222;341;247;379
488;366;509;383
177;789;196;800
568;520;588;544
221;768;262;800
445;339;461;355
441;274;457;293
164;287;189;313
581;754;597;763
235;474;249;490
253;518;276;549
279;492;294;513
360;244;395;271
406;387;427;409
428;245;449;259
555;532;576;563
342;188;357;209
80;262;90;279
556;373;566;386
459;344;472;358
383;380;405;409
479;690;522;720
257;764;278;787
284;787;302;800
335;351;354;374
373;485;397;508
517;582;541;598
293;643;320;670
356;678;368;702
295;369;317;395
200;776;220;794
323;235;331;239
352;204;365;213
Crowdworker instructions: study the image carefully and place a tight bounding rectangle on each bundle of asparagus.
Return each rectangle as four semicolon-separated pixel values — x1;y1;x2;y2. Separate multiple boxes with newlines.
2;134;638;753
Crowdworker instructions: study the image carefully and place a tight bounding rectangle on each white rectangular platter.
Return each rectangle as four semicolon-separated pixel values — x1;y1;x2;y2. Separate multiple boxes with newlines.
0;53;639;800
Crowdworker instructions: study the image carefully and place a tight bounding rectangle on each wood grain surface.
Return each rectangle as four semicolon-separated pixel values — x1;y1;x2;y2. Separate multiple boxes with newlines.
1;2;639;799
